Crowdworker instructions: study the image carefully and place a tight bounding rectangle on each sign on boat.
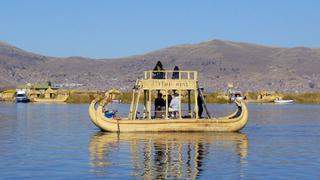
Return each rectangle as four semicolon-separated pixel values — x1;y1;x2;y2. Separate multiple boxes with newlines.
88;70;249;132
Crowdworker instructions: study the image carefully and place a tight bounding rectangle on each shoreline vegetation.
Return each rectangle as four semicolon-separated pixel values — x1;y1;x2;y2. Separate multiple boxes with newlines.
2;89;320;104
120;92;320;104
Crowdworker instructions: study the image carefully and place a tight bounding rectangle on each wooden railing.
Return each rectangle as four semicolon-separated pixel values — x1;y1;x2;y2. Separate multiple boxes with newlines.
144;70;198;80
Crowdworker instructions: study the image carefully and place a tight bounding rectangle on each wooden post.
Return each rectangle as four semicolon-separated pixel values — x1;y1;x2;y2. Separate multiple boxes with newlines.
143;90;147;119
178;89;182;119
188;90;191;116
165;90;168;119
198;88;211;118
128;87;136;119
148;90;152;120
194;89;198;119
133;89;141;120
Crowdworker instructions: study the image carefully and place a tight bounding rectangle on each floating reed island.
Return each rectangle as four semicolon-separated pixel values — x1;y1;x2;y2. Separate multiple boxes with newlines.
1;83;320;104
0;84;102;103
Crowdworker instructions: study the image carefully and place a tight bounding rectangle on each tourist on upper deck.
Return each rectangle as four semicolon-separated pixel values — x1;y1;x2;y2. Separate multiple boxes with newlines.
169;92;180;118
153;61;165;79
172;65;180;79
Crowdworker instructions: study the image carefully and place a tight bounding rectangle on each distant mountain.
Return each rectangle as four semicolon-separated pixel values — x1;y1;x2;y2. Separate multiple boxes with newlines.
1;40;320;92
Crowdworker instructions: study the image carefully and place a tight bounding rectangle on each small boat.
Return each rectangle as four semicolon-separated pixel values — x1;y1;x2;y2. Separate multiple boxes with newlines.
232;96;244;101
226;83;244;101
33;96;68;103
230;92;244;101
89;70;249;132
16;90;29;103
274;99;294;104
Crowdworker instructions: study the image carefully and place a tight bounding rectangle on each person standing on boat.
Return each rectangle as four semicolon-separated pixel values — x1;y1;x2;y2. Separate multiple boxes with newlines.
154;93;166;118
153;61;165;79
167;94;172;105
172;65;180;79
197;94;204;118
197;87;205;118
169;92;180;118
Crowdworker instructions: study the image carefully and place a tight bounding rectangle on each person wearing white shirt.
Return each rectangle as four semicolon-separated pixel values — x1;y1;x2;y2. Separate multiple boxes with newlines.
169;93;180;118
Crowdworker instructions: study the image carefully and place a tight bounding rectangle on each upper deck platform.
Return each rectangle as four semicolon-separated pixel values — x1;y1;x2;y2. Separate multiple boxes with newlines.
144;70;198;80
140;70;198;90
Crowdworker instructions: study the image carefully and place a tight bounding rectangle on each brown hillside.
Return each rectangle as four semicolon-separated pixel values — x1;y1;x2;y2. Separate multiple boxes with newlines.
0;40;319;92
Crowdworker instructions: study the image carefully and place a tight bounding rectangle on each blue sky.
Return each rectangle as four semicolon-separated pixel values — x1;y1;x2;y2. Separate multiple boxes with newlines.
0;0;319;58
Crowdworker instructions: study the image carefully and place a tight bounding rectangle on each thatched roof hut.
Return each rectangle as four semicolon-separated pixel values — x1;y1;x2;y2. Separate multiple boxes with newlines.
105;88;121;99
28;89;41;99
0;90;16;101
44;87;57;99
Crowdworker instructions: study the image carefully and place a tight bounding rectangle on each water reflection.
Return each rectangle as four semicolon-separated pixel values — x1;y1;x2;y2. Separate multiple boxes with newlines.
89;132;248;179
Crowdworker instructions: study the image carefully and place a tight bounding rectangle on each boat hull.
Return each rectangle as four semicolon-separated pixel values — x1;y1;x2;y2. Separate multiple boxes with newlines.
89;99;249;132
16;98;29;103
274;100;294;103
33;96;68;103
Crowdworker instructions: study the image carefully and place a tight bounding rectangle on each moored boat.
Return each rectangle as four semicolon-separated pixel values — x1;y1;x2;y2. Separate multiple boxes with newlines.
88;70;249;132
274;99;294;104
16;90;29;103
33;96;68;103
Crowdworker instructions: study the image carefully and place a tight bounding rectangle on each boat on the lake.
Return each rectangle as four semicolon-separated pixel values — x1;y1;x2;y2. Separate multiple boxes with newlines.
33;96;68;103
16;90;29;103
226;83;244;101
274;99;294;104
89;70;248;132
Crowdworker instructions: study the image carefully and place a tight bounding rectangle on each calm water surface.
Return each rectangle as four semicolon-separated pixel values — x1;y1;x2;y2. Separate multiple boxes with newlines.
0;103;319;179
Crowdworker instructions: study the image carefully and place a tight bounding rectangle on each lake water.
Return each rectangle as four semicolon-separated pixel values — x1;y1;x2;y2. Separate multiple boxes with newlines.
0;102;319;179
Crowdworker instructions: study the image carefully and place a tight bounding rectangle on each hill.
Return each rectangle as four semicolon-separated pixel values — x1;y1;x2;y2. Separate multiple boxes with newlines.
1;40;320;92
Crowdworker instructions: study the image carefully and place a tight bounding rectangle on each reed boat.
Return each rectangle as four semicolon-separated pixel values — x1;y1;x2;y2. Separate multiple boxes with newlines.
33;96;68;103
88;70;248;132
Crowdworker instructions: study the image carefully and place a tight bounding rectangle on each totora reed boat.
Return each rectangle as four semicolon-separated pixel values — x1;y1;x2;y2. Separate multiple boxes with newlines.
89;70;248;132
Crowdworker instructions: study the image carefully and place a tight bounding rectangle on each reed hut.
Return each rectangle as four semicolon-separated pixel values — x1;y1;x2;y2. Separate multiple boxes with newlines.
28;89;41;99
105;88;121;100
0;90;16;101
44;87;57;99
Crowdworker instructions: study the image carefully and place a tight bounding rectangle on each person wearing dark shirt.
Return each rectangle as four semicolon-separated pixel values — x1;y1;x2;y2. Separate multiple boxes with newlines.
154;93;166;118
153;61;165;79
172;65;180;79
167;94;172;105
197;93;204;118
